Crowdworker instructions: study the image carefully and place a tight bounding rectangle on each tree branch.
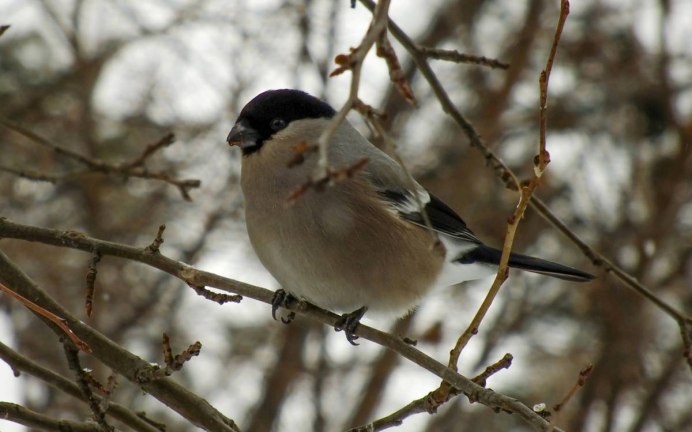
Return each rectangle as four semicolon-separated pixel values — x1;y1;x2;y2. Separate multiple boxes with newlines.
0;239;240;432
357;0;692;370
314;0;391;179
0;119;200;201
0;402;102;432
0;217;559;431
0;341;162;432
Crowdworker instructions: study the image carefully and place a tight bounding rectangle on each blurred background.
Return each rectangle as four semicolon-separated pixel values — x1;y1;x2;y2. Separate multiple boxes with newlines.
0;0;690;431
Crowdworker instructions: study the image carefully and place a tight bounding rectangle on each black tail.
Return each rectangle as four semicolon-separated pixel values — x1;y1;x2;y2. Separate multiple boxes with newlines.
457;245;595;282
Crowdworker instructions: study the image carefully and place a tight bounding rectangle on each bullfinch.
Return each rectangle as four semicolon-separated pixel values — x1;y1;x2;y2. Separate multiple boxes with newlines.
227;89;594;344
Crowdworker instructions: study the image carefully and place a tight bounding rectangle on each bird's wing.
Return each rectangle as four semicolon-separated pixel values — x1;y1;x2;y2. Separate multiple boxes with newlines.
330;123;481;246
355;142;595;283
355;148;481;245
375;187;482;244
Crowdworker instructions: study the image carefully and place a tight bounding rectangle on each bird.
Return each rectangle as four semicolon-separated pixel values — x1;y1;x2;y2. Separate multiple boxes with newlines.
226;89;594;344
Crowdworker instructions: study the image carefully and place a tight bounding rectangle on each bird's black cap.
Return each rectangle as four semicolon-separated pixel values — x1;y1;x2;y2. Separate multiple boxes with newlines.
228;89;336;155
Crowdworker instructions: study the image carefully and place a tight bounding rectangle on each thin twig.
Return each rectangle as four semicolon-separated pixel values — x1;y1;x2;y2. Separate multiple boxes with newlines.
63;344;113;431
548;364;593;429
537;0;570;175
472;353;514;387
0;281;91;352
349;353;521;432
0;118;98;167
454;0;571;359
122;133;176;169
315;0;391;179
288;158;370;203
346;394;433;432
420;47;510;69
0;165;59;183
145;224;166;254
552;364;593;412
376;31;416;105
85;250;101;318
162;333;202;373
0;119;200;200
189;284;243;305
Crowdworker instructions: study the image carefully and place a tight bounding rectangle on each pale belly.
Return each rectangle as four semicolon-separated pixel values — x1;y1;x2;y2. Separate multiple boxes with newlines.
246;193;445;315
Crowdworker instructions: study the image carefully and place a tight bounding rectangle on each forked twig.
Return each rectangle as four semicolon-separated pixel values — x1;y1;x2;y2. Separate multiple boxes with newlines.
315;0;392;179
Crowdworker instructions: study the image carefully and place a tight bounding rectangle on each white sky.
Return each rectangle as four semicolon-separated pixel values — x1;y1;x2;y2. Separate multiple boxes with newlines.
0;313;22;432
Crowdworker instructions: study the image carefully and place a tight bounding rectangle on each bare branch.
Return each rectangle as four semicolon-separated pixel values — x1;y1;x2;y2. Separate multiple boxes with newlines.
0;217;562;431
162;333;202;373
358;0;520;191
420;47;510;69
0;165;59;183
349;352;518;432
85;250;101;318
376;31;416;105
0;119;201;201
0;281;92;353
0;341;163;432
315;0;391;179
537;0;570;175
145;224;167;254
0;243;240;432
0;402;102;432
189;284;243;305
122;133;176;169
530;196;692;370
447;0;570;375
357;0;692;369
471;353;514;387
288;158;369;203
62;343;113;431
552;364;593;413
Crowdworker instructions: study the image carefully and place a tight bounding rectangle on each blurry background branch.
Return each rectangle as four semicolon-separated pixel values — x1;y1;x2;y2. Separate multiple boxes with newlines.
0;119;200;200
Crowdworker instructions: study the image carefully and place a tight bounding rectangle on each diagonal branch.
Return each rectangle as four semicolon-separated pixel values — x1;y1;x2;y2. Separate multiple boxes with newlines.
420;47;509;69
0;281;91;352
0;119;200;201
357;0;692;370
0;402;102;432
0;341;163;432
314;0;391;179
0;217;561;431
0;241;240;432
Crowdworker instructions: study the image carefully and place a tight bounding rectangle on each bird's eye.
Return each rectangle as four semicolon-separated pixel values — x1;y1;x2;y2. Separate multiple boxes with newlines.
270;118;287;131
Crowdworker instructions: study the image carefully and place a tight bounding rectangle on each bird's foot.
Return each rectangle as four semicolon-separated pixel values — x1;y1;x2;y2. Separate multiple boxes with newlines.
334;306;368;346
271;289;296;324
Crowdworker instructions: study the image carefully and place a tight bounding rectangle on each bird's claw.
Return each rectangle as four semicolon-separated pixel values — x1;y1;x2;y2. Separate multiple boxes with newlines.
271;289;296;324
334;306;368;345
281;311;296;324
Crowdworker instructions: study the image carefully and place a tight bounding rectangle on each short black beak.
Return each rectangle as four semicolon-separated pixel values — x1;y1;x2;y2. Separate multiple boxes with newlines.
226;120;261;150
